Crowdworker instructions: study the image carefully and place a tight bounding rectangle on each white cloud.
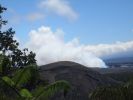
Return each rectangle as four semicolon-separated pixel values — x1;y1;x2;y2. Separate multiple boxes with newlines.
26;12;45;21
25;26;106;68
84;41;133;58
39;0;78;20
25;26;133;68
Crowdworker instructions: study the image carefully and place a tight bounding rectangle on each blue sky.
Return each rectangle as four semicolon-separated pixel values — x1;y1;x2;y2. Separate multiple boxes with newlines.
1;0;133;45
1;0;133;67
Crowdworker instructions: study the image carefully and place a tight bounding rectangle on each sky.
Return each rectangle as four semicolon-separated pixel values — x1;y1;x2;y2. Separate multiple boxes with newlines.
1;0;133;67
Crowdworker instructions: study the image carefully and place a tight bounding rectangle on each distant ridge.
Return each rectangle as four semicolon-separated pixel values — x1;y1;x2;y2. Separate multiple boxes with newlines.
39;61;119;100
104;57;133;67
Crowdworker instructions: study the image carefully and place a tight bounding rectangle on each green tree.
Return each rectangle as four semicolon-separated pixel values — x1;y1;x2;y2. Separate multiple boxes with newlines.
89;81;133;100
89;86;125;100
1;65;70;100
0;4;71;100
0;54;11;76
0;5;7;29
0;5;36;68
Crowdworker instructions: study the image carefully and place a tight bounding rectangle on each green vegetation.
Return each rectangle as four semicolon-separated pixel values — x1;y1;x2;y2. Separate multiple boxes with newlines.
105;72;133;82
89;71;133;100
89;80;133;100
0;5;70;100
0;5;36;68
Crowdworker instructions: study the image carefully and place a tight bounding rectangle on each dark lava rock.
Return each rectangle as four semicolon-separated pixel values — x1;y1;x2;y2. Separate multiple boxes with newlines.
39;61;118;100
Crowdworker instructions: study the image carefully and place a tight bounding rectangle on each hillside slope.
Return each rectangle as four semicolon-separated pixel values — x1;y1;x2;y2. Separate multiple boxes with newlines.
94;67;133;82
39;61;118;100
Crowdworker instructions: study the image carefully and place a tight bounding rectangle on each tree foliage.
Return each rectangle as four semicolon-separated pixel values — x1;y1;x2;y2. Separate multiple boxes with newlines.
0;77;20;100
12;64;39;89
33;80;70;100
0;5;71;100
0;5;36;68
1;64;70;100
89;81;133;100
0;54;11;75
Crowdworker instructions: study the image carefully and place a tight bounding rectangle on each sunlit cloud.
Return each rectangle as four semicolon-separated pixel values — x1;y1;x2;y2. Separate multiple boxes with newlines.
84;41;133;58
25;26;106;68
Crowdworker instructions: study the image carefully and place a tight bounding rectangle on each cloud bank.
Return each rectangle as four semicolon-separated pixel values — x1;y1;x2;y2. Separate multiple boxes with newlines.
26;26;106;68
39;0;78;20
25;26;133;68
84;41;133;58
